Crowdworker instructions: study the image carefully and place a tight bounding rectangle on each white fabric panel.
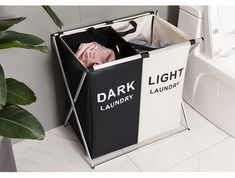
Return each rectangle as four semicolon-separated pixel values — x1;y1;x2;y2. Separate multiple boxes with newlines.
112;14;154;42
138;42;190;142
153;16;189;44
111;14;191;141
112;14;189;45
112;13;191;142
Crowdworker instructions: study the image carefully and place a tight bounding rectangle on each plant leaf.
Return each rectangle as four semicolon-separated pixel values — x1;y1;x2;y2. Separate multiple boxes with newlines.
0;64;7;106
0;31;45;45
0;105;45;140
0;17;26;31
0;40;49;53
6;78;36;105
42;6;63;29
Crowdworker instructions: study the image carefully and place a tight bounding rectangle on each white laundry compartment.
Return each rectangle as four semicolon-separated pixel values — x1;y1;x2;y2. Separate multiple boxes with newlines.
52;11;191;159
112;13;191;142
138;45;190;142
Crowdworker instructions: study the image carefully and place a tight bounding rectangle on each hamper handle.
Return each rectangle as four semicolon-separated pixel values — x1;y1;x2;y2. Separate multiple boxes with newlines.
118;21;137;37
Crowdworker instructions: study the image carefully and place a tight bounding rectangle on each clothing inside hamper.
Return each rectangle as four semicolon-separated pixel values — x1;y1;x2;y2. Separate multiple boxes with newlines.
129;34;172;53
127;15;187;52
75;42;116;68
61;26;138;69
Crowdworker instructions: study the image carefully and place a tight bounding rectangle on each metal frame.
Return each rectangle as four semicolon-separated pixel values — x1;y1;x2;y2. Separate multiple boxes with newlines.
53;34;190;169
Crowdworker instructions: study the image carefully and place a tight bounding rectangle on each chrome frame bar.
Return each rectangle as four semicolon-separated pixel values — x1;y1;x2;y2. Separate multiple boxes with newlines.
64;71;87;127
181;99;190;130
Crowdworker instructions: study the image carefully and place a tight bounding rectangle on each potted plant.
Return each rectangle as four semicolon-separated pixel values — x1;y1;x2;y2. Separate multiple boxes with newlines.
0;6;63;172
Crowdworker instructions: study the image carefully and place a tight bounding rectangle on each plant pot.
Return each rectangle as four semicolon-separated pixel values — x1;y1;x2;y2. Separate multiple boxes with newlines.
0;137;17;172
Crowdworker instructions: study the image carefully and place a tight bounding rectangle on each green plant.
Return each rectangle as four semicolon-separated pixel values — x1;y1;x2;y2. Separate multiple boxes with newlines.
0;6;63;140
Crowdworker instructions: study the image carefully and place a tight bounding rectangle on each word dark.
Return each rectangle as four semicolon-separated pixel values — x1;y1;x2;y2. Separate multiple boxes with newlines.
97;81;135;111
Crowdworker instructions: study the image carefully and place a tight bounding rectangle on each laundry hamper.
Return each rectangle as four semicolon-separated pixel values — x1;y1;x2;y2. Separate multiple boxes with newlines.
52;10;202;167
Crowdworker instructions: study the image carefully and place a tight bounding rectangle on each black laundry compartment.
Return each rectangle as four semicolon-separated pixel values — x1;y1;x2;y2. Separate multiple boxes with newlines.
53;26;143;158
52;10;194;160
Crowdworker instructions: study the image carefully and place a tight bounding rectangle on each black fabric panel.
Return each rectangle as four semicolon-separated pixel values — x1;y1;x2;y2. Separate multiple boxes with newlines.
87;58;143;158
54;26;141;158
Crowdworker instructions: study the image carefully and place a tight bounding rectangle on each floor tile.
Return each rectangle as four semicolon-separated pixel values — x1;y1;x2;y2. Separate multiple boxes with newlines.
13;134;91;172
127;103;229;171
168;137;235;171
13;103;229;172
13;131;139;172
94;156;140;172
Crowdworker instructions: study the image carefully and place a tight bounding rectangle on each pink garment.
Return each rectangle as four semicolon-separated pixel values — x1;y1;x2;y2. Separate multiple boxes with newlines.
75;42;115;68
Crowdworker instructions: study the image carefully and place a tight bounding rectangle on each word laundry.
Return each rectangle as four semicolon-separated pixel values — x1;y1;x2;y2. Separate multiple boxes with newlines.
100;94;134;111
150;81;180;94
97;81;136;111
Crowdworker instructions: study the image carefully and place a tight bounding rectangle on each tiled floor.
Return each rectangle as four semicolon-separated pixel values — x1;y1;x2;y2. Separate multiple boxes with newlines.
13;103;235;172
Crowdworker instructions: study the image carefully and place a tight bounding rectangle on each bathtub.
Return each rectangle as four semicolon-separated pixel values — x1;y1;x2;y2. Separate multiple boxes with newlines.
183;49;235;137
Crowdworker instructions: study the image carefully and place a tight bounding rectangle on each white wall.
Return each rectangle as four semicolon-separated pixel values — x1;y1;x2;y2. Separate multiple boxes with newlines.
0;6;179;132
